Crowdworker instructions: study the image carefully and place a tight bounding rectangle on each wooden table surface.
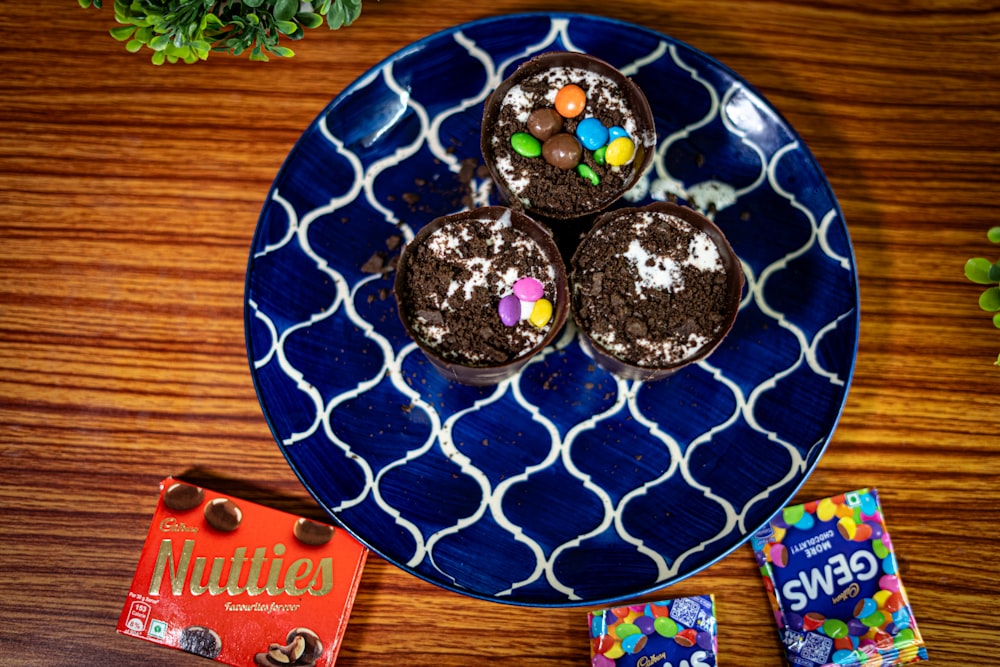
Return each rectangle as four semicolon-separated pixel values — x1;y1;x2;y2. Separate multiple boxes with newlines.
2;0;998;665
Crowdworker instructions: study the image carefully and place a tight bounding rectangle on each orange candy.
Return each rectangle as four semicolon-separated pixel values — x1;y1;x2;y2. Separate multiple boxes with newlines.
554;84;586;118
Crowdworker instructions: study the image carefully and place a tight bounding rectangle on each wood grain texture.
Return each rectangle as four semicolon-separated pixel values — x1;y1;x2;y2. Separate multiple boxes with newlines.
1;0;998;665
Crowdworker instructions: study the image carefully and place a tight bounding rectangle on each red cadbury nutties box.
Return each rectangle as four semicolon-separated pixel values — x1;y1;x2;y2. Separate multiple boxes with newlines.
117;478;367;667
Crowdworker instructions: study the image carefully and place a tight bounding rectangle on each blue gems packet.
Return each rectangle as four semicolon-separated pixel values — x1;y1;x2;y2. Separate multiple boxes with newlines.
751;488;928;666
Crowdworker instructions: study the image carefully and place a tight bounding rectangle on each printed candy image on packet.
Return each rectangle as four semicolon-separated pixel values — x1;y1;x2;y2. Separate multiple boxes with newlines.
751;488;927;666
587;595;717;667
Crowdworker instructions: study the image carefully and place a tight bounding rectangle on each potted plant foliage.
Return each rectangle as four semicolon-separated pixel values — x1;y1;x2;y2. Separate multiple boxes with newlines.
79;0;363;64
964;226;1000;366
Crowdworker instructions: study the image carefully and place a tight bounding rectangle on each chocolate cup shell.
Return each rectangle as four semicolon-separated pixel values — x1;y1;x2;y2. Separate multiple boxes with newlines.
570;202;744;382
394;206;569;386
481;51;656;223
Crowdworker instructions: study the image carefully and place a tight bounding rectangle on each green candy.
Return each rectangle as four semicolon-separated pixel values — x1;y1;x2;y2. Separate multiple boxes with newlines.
872;538;889;559
862;611;886;628
510;132;541;158
653;616;677;638
593;145;607;165
822;618;848;638
577;163;599;185
782;504;805;526
615;622;641;639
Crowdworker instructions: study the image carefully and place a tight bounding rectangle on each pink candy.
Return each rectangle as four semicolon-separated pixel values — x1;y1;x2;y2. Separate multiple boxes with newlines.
513;276;544;301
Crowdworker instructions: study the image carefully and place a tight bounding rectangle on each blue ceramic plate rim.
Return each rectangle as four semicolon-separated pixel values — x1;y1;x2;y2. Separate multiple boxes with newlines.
245;12;859;607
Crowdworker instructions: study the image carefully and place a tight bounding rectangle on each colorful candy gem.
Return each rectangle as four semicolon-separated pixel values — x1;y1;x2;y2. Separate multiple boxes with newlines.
608;125;629;141
498;294;521;327
554;84;586;118
653;616;677;637
823;618;849;639
577;163;599;185
528;298;553;328
541;132;581;169
605;136;636;166
592;145;607;165
622;633;647;654
576;117;609;150
510;131;542;158
513;276;544;301
526;107;563;141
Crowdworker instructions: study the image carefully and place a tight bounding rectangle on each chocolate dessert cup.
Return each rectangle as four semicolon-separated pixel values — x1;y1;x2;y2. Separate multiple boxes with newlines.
570;202;744;382
394;206;569;385
481;51;656;224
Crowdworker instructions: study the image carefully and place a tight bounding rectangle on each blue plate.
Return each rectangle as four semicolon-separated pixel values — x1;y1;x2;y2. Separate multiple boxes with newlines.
245;13;858;606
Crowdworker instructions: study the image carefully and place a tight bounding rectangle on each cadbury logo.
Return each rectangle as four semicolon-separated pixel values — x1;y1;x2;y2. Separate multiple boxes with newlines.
149;539;333;597
780;551;879;612
636;650;712;667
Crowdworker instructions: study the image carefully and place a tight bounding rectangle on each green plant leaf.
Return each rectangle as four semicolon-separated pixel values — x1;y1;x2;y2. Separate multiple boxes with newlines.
151;50;166;65
295;12;323;29
275;20;298;35
244;0;264;6
989;227;1000;244
110;26;136;41
965;258;994;284
125;38;144;52
271;45;295;58
990;262;1000;282
148;34;171;51
274;0;297;21
994;312;1000;328
326;0;348;29
78;0;93;8
980;286;1000;312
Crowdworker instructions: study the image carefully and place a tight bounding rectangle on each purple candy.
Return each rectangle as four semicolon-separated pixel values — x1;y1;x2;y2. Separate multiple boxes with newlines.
634;615;655;635
848;618;868;636
784;611;804;631
498;294;521;327
696;630;714;651
865;520;884;540
512;276;544;301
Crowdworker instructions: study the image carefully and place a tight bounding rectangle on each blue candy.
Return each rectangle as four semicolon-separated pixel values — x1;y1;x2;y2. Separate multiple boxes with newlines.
608;125;629;141
575;117;609;150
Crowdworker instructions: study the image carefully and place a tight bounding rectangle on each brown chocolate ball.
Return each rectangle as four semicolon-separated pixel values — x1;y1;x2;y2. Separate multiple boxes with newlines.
526;107;563;141
542;132;582;170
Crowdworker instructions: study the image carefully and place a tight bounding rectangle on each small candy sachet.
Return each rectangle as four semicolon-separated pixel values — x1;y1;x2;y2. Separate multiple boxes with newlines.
587;595;718;666
751;488;928;666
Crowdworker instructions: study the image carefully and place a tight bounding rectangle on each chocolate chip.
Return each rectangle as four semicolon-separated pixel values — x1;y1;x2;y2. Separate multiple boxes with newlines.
203;497;242;532
162;482;204;511
293;518;334;546
179;626;222;659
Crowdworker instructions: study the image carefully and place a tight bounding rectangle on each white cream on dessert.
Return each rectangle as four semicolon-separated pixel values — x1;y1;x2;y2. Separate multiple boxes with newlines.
493;66;640;198
586;211;726;365
411;209;556;361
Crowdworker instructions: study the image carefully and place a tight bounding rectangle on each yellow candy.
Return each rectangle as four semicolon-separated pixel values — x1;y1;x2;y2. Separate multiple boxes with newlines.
872;589;893;608
837;516;857;539
817;497;838;522
605;136;635;166
528;298;553;328
603;641;625;660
